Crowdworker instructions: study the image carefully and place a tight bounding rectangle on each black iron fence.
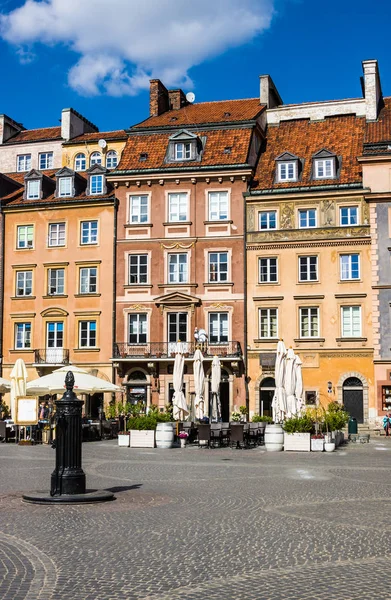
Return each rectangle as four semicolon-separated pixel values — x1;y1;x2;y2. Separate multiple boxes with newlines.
112;341;242;359
34;349;70;364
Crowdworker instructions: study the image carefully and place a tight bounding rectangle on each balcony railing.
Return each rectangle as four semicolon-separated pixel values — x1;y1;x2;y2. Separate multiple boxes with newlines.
34;348;70;365
113;341;242;359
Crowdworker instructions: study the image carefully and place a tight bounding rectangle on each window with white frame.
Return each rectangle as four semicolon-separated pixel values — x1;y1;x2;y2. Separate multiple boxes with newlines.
90;152;102;166
299;256;318;282
259;308;278;338
27;180;40;199
79;267;97;294
277;161;297;182
314;158;334;179
208;191;228;220
209;312;228;344
259;257;278;283
129;254;148;284
59;177;72;197
74;153;86;171
79;320;97;348
48;268;65;295
48;223;65;247
341;306;362;337
128;313;147;344
340;206;358;226
340;254;360;280
174;142;192;161
90;174;103;195
39;152;53;170
168;253;188;283
168;192;188;222
16;271;32;296
106;150;118;169
17;154;31;172
129;195;148;223
17;225;33;249
300;307;319;338
299;209;317;228
81;221;98;245
15;322;31;349
209;252;228;282
259;211;277;230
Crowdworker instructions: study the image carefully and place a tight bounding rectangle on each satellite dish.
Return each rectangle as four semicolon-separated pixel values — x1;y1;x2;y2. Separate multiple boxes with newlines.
98;138;107;149
186;92;195;104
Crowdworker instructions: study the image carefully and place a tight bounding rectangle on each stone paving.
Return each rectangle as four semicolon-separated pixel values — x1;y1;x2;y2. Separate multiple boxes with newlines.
1;439;391;599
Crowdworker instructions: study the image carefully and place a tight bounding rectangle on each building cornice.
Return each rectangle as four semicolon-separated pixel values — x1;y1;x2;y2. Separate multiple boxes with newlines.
246;183;364;198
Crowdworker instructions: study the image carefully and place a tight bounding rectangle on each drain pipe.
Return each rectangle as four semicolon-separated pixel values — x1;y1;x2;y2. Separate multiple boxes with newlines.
0;204;5;377
111;196;118;388
243;186;249;414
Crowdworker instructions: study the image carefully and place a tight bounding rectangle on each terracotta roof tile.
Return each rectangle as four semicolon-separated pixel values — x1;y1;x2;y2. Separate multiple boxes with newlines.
364;97;391;145
252;115;365;191
116;128;253;172
133;98;264;129
64;130;127;144
4;126;62;144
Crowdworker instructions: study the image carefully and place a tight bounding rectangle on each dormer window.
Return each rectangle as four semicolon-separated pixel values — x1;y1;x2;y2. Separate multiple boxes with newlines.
175;142;192;160
275;153;300;183
27;179;40;199
139;153;148;162
55;167;81;199
312;149;338;180
24;169;53;201
166;129;202;164
86;164;107;196
59;177;72;197
91;175;103;194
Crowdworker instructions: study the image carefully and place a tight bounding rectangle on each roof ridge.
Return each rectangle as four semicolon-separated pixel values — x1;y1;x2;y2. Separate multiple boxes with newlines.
18;125;60;132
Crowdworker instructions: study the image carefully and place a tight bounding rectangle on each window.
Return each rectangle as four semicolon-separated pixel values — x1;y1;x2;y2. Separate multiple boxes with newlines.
90;174;103;195
106;150;118;169
259;211;277;230
59;177;72;197
168;253;188;283
129;254;148;284
259;308;278;338
278;162;296;182
128;314;147;344
168;312;187;342
300;307;319;338
299;209;317;228
17;225;33;249
79;267;97;294
15;322;31;349
16;271;32;296
314;158;334;179
340;254;360;280
48;268;65;295
259;258;278;283
209;312;228;343
174;143;192;160
299;256;318;282
39;152;53;170
75;153;86;171
90;152;102;166
208;191;228;221
129;195;148;223
81;221;98;245
168;193;188;222
79;321;97;348
209;252;228;282
340;206;358;226
48;223;65;247
27;180;40;199
17;154;31;172
341;306;362;337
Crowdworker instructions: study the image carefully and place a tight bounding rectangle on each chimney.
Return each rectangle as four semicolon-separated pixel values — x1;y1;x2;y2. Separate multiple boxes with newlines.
149;80;170;117
168;89;187;111
362;60;382;122
61;108;98;141
0;114;24;145
259;75;283;108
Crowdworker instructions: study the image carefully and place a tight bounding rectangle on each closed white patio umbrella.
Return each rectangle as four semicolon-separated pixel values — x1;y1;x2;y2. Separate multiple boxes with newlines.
26;365;121;396
211;355;221;421
284;347;297;418
10;358;28;420
172;343;189;421
193;349;205;420
272;340;287;422
294;354;304;415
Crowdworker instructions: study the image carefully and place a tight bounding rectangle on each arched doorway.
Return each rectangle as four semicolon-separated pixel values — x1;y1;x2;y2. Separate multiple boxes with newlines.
126;370;147;409
260;377;275;418
343;377;364;423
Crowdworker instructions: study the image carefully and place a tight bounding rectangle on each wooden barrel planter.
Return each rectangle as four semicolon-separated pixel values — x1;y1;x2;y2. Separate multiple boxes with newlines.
155;423;174;449
264;424;284;452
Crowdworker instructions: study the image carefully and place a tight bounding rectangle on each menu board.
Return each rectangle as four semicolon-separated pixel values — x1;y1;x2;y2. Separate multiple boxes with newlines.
15;397;38;425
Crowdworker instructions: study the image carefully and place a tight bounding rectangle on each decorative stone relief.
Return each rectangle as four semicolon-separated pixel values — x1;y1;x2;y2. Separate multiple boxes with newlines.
362;201;370;225
247;225;370;244
280;203;295;229
247;207;255;231
321;200;335;226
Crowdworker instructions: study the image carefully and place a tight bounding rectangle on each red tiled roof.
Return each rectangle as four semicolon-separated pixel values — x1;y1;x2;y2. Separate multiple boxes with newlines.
64;130;128;144
4;127;62;144
252;115;366;191
133;99;264;129
117;128;253;172
365;97;391;144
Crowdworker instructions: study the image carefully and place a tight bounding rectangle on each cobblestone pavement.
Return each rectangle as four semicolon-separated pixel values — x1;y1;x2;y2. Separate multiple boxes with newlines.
1;439;391;599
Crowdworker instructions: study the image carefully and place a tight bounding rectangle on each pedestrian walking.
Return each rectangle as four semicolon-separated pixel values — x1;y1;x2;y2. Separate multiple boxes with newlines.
383;414;390;436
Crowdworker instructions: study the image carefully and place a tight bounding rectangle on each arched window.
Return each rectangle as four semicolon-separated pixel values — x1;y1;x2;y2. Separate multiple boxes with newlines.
343;377;363;387
106;150;118;169
74;153;86;171
90;152;102;166
127;370;147;381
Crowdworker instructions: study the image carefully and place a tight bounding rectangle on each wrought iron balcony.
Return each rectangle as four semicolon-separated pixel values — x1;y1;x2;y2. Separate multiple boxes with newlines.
112;341;242;359
34;349;70;365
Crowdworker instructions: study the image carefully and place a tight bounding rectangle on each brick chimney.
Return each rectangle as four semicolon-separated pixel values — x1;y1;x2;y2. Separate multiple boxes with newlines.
362;60;382;122
168;89;187;111
149;80;170;117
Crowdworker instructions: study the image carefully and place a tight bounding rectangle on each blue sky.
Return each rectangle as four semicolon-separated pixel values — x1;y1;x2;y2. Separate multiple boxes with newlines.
0;0;390;132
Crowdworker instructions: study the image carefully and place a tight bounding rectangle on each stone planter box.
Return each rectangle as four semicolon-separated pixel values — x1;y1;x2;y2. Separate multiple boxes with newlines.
130;430;155;448
284;432;311;452
118;433;130;447
311;438;324;452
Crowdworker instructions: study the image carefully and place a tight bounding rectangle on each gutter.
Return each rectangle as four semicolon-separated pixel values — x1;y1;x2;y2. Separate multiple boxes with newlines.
109;164;252;177
112;197;118;389
0;201;4;376
243;187;249;412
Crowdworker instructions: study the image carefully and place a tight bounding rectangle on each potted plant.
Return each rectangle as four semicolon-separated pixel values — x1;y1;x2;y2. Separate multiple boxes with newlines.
118;430;130;447
230;411;241;422
178;431;188;448
283;414;313;451
42;426;51;444
239;405;248;423
310;433;324;452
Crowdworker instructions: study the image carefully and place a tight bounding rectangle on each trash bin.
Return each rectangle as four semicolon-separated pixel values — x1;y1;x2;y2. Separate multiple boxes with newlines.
348;416;357;435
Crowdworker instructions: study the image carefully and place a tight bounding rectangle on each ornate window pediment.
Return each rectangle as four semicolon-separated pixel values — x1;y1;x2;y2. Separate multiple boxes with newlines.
155;291;201;309
41;307;69;317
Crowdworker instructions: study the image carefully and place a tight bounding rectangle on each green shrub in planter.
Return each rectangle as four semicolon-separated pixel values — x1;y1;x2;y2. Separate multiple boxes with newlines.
127;412;172;431
284;414;314;433
252;414;273;423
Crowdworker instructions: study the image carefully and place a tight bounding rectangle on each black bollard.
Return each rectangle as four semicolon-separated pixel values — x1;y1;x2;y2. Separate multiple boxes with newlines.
50;371;86;496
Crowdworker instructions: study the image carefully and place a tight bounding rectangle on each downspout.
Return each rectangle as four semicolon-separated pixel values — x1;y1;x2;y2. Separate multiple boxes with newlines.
111;196;118;387
243;186;249;413
0;203;4;377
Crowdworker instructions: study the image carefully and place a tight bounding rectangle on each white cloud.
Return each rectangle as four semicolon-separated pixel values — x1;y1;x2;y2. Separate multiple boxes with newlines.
0;0;275;96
